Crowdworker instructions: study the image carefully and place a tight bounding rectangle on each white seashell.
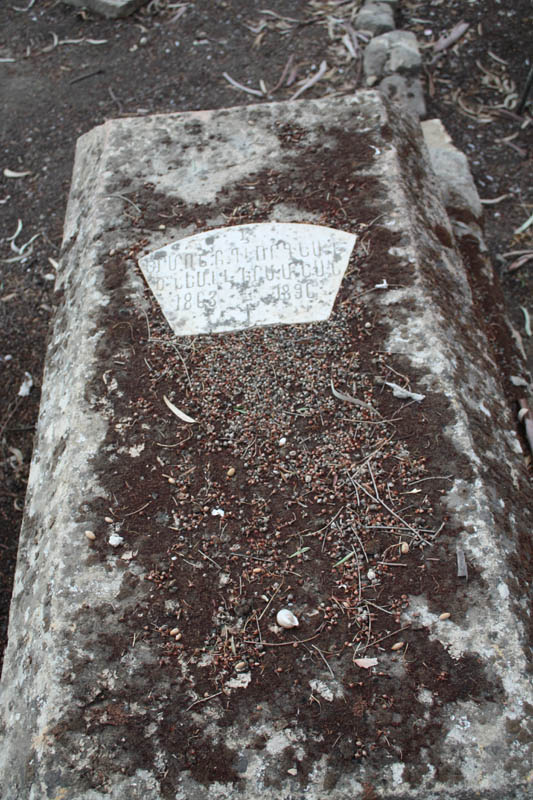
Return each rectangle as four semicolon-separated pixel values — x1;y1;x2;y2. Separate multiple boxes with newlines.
276;609;299;629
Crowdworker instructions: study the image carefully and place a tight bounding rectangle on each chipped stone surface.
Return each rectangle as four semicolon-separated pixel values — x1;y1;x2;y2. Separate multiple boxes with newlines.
138;223;356;335
63;0;148;18
0;94;532;800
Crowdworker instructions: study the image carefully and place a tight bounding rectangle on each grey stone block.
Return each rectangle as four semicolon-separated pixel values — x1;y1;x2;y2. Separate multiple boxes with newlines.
379;73;426;117
63;0;148;19
364;31;422;81
0;93;531;800
355;2;395;35
421;118;482;220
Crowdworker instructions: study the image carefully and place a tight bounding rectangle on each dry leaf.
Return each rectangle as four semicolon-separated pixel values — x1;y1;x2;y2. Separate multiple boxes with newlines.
17;372;33;397
222;72;264;97
507;253;533;272
354;657;378;669
290;60;328;101
330;379;378;414
4;168;31;178
456;547;468;578
384;381;425;402
163;394;197;423
433;21;469;53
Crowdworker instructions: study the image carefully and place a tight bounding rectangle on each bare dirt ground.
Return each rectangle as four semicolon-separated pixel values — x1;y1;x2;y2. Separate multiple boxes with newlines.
0;0;531;675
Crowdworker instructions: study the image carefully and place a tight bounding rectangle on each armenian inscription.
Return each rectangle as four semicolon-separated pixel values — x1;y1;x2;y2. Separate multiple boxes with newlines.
138;222;356;336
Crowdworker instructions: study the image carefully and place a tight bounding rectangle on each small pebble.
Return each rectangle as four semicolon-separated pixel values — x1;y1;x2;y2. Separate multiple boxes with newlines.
108;533;124;548
276;609;299;629
287;768;298;776
439;612;451;621
400;542;409;554
367;569;376;581
167;476;176;484
227;467;236;477
391;641;404;651
235;661;247;672
170;628;180;636
85;530;96;541
278;437;287;446
104;516;113;524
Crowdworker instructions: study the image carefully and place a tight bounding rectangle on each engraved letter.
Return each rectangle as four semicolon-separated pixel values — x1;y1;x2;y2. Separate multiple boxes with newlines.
197;269;208;288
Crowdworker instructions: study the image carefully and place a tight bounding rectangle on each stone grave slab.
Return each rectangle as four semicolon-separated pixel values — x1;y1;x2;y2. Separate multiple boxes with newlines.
1;93;532;800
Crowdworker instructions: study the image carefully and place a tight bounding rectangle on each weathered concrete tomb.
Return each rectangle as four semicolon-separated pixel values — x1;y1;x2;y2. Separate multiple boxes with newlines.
1;93;532;799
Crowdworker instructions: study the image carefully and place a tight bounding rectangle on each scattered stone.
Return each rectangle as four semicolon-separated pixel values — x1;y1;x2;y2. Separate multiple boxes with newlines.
439;613;451;621
227;467;236;477
84;530;96;541
63;0;148;18
364;31;422;80
421;118;482;219
355;2;395;35
276;609;299;629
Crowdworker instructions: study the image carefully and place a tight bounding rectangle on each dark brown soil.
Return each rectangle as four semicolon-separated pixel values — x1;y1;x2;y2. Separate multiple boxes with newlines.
0;0;531;758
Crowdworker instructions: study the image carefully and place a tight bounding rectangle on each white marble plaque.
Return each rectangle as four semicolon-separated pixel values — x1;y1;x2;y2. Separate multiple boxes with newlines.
138;222;356;336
